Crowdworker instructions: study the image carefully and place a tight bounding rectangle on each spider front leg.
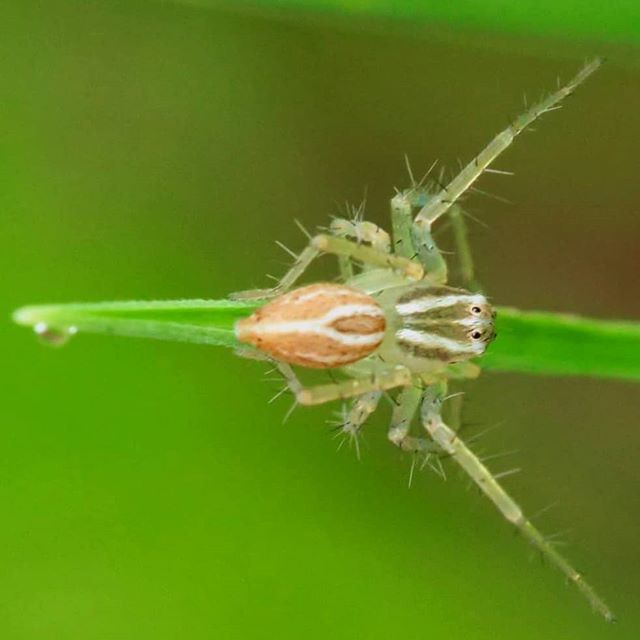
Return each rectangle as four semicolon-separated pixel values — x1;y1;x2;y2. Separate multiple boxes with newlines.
420;381;614;622
329;217;391;280
388;385;440;455
414;58;602;228
393;190;479;289
231;234;423;301
448;204;478;290
276;361;413;406
391;190;447;284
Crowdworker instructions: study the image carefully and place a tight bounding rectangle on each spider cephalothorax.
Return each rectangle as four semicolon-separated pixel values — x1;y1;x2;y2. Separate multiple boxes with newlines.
378;284;496;367
232;59;613;622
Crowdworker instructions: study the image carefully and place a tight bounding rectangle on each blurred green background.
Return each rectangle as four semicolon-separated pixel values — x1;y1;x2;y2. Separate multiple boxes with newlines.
2;1;640;638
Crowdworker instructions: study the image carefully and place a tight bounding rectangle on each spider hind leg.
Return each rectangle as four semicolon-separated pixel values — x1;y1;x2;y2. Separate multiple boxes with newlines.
419;381;615;622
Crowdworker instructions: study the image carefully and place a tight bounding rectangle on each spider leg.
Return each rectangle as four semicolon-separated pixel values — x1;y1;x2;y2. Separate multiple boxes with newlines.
393;193;479;292
420;381;614;622
230;234;423;300
448;204;478;290
390;191;416;259
442;384;464;432
333;391;382;459
391;189;447;284
276;361;412;406
330;217;391;280
414;58;602;228
388;385;440;455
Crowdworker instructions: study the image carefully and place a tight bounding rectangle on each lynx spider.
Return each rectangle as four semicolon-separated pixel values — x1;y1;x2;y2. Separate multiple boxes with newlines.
233;59;613;621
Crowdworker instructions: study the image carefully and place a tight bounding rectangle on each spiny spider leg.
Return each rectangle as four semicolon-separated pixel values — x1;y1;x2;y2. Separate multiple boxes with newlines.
395;186;477;290
442;384;465;432
448;204;478;290
230;233;423;301
420;381;615;622
276;361;412;406
414;58;602;229
388;385;440;455
398;60;601;289
330;217;392;280
391;190;447;283
334;391;382;459
390;192;414;259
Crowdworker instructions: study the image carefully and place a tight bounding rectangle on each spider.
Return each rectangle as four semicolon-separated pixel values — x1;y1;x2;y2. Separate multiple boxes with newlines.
231;59;614;622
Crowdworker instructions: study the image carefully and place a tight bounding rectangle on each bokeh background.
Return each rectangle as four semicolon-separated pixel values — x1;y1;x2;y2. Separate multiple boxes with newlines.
2;1;640;638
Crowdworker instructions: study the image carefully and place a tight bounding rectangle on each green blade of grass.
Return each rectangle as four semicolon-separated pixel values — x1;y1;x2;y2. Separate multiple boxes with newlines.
483;306;640;381
12;299;640;382
12;299;259;350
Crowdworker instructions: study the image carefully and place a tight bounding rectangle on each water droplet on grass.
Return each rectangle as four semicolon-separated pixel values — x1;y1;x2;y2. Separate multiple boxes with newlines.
34;322;77;347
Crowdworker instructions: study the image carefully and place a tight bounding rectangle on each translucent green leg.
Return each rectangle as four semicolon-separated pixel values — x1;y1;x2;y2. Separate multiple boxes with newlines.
442;382;464;432
334;391;382;459
414;59;602;227
230;234;423;300
391;190;447;284
420;381;614;622
330;217;391;280
390;192;415;259
388;385;440;454
277;362;412;406
448;204;478;291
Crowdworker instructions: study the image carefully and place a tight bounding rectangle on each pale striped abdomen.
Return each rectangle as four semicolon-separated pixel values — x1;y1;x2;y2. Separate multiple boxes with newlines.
235;283;386;368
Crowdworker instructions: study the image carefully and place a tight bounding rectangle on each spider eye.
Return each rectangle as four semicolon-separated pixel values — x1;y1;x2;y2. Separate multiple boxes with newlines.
471;330;482;340
471;306;482;314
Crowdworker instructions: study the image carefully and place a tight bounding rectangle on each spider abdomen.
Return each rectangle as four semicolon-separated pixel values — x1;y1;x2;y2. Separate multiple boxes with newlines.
235;283;386;368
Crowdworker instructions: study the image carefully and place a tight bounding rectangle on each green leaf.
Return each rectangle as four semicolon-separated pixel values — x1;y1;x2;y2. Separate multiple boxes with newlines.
483;307;640;381
13;299;640;382
12;299;259;350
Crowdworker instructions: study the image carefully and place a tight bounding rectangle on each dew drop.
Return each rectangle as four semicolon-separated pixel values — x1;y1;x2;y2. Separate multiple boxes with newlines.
34;322;77;347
